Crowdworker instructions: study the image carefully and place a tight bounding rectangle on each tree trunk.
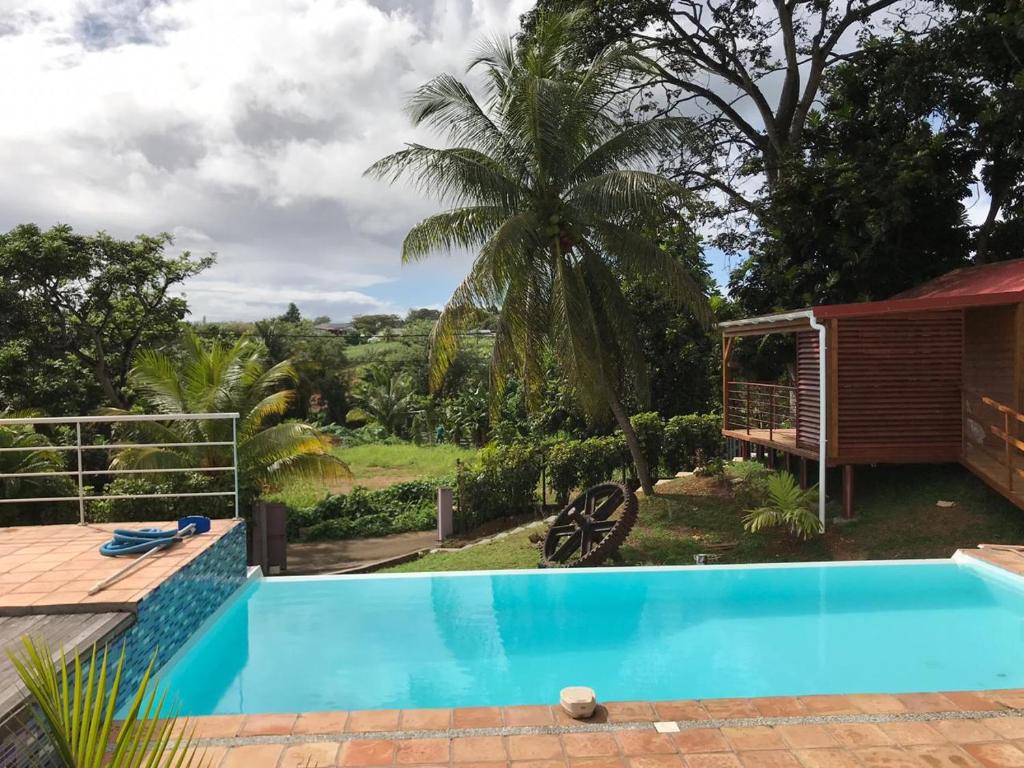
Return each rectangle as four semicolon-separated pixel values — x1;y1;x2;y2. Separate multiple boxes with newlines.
608;395;655;496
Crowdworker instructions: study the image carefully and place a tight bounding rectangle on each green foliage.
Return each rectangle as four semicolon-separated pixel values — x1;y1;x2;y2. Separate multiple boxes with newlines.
0;416;78;526
734;39;974;314
350;314;403;339
295;479;442;541
663;414;723;474
546;435;623;505
251;317;350;424
628;412;664;480
743;471;822;540
442;384;489;446
90;474;227;523
348;363;417;436
367;11;711;493
105;329;349;506
456;443;543;531
0;223;213;413
8;637;204;768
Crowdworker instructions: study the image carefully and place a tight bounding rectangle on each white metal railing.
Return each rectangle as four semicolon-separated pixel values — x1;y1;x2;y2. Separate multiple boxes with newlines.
0;413;241;523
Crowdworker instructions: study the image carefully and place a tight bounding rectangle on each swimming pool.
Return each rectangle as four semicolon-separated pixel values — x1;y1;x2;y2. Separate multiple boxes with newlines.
156;556;1024;715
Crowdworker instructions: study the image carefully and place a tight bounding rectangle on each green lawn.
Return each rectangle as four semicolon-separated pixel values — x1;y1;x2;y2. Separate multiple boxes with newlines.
384;462;1024;572
268;442;477;508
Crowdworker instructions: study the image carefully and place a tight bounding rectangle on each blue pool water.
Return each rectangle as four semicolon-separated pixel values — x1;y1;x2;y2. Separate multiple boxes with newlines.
157;559;1024;715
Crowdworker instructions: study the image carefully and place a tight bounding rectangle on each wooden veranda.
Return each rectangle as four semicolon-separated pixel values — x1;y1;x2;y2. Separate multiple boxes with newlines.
719;260;1024;519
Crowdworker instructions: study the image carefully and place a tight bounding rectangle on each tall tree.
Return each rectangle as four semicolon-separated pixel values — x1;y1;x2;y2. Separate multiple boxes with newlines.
522;0;923;242
0;224;213;411
367;10;711;494
933;0;1024;263
733;38;976;312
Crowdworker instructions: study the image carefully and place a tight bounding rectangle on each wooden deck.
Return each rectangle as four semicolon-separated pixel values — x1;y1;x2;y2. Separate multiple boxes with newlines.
0;611;133;726
722;427;819;460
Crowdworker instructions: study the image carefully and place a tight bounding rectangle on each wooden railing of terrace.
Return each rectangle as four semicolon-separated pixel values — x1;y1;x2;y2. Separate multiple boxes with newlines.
961;390;1024;508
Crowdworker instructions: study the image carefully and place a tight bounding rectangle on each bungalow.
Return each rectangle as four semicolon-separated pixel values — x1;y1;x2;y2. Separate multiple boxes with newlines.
720;259;1024;524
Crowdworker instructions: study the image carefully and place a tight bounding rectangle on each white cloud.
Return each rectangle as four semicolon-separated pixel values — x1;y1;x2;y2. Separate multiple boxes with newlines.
0;0;534;321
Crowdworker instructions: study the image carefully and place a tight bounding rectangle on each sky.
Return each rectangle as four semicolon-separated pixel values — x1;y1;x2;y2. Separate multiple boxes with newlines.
0;1;978;324
1;0;604;322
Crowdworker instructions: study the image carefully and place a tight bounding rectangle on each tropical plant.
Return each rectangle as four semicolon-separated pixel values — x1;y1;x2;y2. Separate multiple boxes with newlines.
367;10;711;494
742;471;822;540
0;412;77;525
347;364;417;436
104;329;349;502
0;413;74;501
444;384;490;446
8;636;205;768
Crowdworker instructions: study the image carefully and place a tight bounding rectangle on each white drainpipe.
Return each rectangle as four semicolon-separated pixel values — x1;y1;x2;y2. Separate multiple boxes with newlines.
807;312;828;529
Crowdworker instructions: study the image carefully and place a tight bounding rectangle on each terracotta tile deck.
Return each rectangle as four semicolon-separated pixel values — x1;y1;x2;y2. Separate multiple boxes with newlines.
182;693;1024;768
961;547;1024;577
0;519;240;614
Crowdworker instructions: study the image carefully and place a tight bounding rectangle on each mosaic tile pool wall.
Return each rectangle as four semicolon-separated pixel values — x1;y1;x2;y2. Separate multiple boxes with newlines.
116;521;248;700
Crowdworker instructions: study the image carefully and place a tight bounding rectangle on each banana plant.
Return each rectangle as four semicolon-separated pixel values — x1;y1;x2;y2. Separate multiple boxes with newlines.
9;637;206;768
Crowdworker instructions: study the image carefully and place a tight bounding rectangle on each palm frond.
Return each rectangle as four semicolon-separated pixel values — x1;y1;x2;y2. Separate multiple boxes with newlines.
569;170;689;221
595;222;714;328
8;637;204;768
401;206;507;262
364;145;523;209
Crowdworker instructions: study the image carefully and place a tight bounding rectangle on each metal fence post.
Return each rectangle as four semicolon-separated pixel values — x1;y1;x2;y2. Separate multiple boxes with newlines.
76;422;85;525
232;416;240;519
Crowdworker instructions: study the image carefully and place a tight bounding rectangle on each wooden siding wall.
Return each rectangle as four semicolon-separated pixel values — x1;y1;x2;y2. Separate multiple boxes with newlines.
795;332;820;450
835;312;962;464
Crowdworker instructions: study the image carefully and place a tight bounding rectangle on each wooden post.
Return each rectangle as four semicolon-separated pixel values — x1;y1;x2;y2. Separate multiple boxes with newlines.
741;440;751;460
842;465;855;519
1007;411;1014;492
799;457;808;489
722;336;733;430
767;448;775;469
769;387;775;442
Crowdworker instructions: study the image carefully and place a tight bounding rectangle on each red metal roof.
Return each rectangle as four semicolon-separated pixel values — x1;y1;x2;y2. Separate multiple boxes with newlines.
813;259;1024;319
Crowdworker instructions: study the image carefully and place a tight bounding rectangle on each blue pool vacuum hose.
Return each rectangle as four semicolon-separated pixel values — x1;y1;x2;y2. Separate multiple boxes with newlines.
99;516;210;557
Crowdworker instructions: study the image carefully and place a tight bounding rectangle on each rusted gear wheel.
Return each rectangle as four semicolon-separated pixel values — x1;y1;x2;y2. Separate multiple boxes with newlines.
541;482;638;568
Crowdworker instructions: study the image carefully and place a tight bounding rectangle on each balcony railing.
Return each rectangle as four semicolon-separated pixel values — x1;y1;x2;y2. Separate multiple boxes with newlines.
726;381;796;440
0;413;241;524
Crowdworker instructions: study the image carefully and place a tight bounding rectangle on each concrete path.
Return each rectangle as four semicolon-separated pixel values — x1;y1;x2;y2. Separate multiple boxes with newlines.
286;530;438;574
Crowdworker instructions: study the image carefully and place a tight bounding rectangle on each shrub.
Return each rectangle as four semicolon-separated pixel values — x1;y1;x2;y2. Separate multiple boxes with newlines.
629;412;664;480
89;473;230;523
546;435;624;505
293;479;443;541
663;413;723;473
456;442;542;531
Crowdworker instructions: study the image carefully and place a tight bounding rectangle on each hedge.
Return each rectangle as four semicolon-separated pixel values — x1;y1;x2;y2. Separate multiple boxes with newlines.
546;435;623;505
292;479;443;541
455;442;542;532
663;413;723;474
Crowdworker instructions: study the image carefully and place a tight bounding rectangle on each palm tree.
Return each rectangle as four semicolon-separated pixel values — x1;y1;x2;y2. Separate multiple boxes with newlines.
0;411;77;524
366;11;711;494
105;330;348;500
0;413;74;499
347;364;416;435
